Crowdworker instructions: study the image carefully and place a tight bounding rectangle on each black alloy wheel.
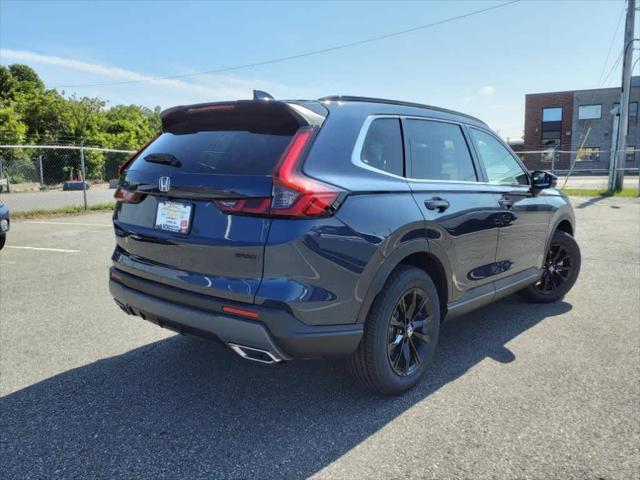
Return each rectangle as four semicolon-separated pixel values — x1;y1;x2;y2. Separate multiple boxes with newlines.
387;288;435;377
349;265;441;395
535;242;573;294
521;230;581;304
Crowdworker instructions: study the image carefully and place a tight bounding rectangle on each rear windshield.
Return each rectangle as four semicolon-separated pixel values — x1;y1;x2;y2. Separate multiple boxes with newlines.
129;130;293;176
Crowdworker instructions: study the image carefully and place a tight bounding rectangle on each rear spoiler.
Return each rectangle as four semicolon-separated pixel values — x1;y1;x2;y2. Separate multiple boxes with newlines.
118;100;328;176
160;100;327;135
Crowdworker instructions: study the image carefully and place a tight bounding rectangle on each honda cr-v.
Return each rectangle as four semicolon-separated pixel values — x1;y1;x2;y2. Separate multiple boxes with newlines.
109;95;580;395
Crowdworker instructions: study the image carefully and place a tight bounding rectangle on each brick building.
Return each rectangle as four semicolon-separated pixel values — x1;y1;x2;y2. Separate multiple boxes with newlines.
522;78;640;172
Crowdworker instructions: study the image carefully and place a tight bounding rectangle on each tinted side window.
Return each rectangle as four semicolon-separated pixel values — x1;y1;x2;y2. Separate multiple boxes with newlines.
469;128;529;185
405;119;477;182
360;118;404;176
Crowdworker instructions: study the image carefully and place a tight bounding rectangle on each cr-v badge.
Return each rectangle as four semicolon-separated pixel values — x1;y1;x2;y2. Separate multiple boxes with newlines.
158;176;170;192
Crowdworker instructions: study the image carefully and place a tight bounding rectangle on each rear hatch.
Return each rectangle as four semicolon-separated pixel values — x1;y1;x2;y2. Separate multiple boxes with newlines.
112;100;331;303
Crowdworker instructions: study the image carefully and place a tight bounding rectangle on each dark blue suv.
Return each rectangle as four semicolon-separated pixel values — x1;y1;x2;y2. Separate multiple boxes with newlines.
109;96;580;395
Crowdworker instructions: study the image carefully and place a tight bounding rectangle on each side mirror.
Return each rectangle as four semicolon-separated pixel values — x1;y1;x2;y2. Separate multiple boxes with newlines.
531;170;557;190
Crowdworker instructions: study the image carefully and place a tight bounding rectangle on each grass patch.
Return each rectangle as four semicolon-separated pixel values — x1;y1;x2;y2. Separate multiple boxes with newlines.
561;187;639;198
11;202;115;219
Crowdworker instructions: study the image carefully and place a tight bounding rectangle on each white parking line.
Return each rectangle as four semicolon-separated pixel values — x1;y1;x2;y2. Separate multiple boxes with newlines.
6;246;80;253
25;221;112;227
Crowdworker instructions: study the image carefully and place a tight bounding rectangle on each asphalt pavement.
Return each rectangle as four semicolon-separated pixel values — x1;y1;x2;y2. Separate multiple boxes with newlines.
0;196;638;479
0;184;115;212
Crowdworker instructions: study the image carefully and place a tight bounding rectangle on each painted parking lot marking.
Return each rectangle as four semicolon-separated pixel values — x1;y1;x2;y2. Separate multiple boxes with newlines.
6;246;80;253
25;221;112;227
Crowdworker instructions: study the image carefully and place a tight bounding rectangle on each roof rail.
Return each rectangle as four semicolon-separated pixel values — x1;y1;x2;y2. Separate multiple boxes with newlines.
318;95;487;125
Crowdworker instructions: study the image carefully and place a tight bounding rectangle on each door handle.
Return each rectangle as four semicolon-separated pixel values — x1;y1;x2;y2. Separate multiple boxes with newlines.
425;197;450;212
499;198;514;210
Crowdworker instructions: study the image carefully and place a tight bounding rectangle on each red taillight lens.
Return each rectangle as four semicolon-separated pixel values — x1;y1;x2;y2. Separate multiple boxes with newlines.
214;197;271;216
114;187;144;204
270;127;342;218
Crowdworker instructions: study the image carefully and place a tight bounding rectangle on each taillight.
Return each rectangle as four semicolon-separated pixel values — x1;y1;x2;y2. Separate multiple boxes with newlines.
214;197;271;216
214;127;343;219
270;127;342;218
114;187;144;204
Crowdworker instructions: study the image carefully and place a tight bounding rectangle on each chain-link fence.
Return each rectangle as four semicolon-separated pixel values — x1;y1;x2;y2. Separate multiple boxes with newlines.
515;148;640;191
0;145;134;189
0;144;134;212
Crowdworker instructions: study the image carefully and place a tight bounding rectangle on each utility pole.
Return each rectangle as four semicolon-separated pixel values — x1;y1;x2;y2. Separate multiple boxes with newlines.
38;155;44;188
612;0;635;192
79;139;88;210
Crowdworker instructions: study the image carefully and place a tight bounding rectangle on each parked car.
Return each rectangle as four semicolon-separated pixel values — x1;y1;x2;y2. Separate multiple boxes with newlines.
109;95;580;395
0;201;9;250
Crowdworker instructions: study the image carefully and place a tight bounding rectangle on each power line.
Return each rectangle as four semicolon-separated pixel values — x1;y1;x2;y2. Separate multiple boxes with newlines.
53;0;521;89
602;39;640;87
601;50;624;87
598;4;626;85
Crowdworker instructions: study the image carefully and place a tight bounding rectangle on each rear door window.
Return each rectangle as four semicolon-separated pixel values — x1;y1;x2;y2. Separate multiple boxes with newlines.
405;119;477;182
360;118;404;176
129;130;293;176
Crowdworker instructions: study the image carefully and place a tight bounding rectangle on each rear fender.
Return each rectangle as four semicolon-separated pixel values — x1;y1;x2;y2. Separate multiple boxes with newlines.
354;235;453;324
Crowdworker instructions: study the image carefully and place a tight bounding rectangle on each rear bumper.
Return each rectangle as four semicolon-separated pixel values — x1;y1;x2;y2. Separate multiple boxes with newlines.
109;268;362;360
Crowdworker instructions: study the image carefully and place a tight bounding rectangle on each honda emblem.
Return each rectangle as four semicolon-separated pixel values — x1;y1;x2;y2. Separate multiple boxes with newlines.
158;176;170;192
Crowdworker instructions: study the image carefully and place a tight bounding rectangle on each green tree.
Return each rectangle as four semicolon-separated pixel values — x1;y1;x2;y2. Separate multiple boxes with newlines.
0;66;18;104
0;106;26;143
9;64;45;92
0;106;32;183
103;104;159;149
2;63;162;182
13;88;72;143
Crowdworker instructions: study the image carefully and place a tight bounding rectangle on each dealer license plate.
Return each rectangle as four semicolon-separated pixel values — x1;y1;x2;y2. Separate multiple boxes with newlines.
155;201;192;234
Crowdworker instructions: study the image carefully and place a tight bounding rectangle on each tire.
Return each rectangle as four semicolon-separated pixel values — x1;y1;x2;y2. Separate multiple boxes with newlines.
0;234;5;251
520;230;581;303
349;265;441;395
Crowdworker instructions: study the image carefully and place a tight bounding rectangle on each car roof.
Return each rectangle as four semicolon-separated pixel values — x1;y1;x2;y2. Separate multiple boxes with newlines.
316;95;488;127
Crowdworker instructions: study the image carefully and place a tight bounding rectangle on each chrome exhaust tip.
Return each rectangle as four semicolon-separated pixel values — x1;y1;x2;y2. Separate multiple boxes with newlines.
228;343;283;365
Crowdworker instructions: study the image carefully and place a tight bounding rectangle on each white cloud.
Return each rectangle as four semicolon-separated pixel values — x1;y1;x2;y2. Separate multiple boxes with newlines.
461;85;496;106
478;85;495;96
0;49;282;107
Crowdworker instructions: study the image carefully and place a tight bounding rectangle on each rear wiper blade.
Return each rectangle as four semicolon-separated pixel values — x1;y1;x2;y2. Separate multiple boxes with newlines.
144;153;182;167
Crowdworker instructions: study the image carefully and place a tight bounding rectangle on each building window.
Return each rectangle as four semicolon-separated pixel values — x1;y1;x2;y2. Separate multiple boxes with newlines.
576;147;600;162
542;107;562;122
578;104;602;120
626;145;636;163
613;102;638;119
541;107;562;147
540;147;557;163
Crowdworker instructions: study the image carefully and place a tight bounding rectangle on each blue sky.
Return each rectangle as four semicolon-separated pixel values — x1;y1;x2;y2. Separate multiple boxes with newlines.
0;0;628;139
